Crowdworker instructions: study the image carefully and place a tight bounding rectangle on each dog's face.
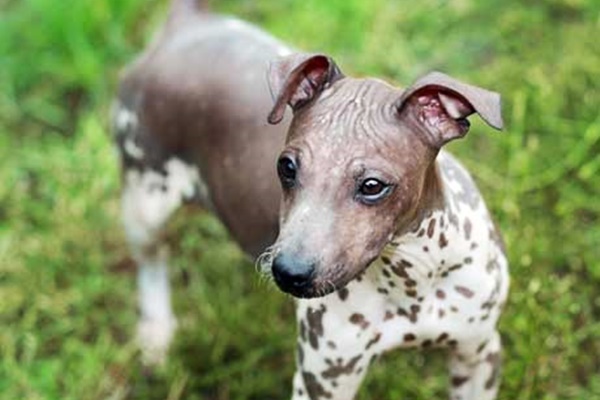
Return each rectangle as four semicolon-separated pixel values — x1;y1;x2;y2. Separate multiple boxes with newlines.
265;54;503;298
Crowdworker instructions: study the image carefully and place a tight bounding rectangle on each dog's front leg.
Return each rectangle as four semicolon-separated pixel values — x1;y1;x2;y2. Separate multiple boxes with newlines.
290;298;382;400
448;330;502;400
121;169;178;366
120;160;197;365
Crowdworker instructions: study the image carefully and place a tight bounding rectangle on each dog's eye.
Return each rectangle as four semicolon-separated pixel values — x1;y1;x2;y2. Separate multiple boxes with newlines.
277;155;298;189
357;178;392;204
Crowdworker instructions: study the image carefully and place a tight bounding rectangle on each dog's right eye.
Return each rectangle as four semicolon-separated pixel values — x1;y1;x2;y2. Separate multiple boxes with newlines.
277;156;298;189
356;178;392;205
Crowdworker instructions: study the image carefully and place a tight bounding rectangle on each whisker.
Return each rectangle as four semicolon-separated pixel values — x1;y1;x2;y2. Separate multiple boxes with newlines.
255;244;278;276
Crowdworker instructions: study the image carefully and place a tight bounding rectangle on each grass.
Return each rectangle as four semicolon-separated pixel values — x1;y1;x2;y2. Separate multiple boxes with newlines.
1;0;599;399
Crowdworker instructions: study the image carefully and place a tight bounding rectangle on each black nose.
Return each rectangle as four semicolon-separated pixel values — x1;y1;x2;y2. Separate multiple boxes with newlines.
271;253;315;295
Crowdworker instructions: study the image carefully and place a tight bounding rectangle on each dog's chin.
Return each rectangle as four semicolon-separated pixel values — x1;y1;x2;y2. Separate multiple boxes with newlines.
277;284;337;299
276;273;357;299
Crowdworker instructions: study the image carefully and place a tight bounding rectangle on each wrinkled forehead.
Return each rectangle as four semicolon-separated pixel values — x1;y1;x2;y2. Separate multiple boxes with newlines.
288;77;402;143
285;78;425;165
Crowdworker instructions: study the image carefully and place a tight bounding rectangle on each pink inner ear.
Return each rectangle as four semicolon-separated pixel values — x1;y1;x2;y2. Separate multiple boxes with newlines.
416;90;475;127
412;90;471;145
416;92;448;128
288;58;330;109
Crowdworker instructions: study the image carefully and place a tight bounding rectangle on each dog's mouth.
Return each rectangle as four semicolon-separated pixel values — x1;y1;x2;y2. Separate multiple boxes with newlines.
257;243;382;298
272;261;359;299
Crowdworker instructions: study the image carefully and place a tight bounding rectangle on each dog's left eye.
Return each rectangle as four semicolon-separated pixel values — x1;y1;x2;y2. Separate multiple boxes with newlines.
277;155;298;189
357;178;392;204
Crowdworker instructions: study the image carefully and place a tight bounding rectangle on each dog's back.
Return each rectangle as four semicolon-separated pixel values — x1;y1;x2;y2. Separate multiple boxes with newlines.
113;0;291;256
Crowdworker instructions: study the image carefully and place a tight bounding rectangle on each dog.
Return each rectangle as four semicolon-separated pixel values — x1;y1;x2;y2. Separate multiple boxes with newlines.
112;1;509;399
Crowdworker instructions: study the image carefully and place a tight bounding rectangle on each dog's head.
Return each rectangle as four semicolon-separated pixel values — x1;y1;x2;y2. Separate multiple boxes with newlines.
264;53;503;298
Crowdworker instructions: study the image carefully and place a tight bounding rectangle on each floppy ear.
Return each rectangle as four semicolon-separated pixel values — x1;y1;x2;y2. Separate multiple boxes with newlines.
267;53;344;125
395;71;503;148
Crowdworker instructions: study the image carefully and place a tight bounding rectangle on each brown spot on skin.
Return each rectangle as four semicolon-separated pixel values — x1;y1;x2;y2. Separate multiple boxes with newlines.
397;304;420;323
365;332;382;350
450;306;459;313
448;264;462;273
448;211;459;229
321;355;362;379
349;313;370;330
391;264;409;279
297;343;304;364
421;339;432;348
327;341;337;350
468;317;475;323
487;258;500;273
384;310;394;321
388;280;396;288
404;333;416;342
377;288;389;295
485;352;501;390
417;228;425;237
463;218;472;240
369;354;378;366
381;256;391;265
464;256;473;264
400;259;413;267
300;320;307;342
436;332;449;343
438;309;445;318
448;339;458;348
481;301;496;310
337;287;349;301
423;246;429;252
439;233;448;248
382;269;391;278
427;218;436;238
404;279;417;287
455;285;475;298
489;225;507;253
436;289;446;299
302;372;332;399
452;376;470;387
306;305;326;350
439;216;445;228
477;340;489;354
405;289;417;298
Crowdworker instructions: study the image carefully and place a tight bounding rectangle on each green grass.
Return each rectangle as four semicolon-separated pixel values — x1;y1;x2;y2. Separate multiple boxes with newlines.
1;0;599;399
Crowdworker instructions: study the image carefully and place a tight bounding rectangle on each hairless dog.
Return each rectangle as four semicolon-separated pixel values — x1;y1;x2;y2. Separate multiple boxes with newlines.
113;1;509;399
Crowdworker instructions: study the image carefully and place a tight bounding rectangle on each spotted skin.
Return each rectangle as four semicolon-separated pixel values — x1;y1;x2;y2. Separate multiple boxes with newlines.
292;152;509;400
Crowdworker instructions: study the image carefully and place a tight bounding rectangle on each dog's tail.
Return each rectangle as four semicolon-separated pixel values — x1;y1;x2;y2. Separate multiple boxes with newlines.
167;0;209;22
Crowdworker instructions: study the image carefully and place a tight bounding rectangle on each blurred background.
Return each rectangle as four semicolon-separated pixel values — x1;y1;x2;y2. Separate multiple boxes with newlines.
1;0;599;399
